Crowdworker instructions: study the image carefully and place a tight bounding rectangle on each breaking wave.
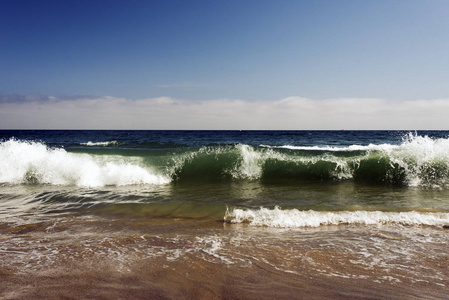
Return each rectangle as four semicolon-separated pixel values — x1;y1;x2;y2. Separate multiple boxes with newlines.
170;133;449;187
224;206;449;228
0;139;169;187
2;133;449;187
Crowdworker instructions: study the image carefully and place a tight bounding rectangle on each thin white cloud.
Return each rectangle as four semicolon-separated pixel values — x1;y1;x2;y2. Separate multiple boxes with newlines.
0;95;448;129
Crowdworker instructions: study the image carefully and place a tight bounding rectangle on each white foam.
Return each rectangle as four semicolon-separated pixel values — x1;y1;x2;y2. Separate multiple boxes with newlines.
225;206;449;228
389;133;449;187
0;139;170;187
233;144;264;179
262;133;449;187
261;144;399;152
80;141;118;146
232;144;354;180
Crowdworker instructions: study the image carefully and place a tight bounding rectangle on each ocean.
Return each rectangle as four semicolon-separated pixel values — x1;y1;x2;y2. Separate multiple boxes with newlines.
0;130;448;299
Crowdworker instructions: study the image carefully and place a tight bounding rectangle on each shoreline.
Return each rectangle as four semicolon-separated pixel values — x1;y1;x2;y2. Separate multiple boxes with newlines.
1;216;448;299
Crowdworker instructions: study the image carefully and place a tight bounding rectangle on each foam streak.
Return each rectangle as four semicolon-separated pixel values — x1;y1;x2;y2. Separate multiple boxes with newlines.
225;207;449;228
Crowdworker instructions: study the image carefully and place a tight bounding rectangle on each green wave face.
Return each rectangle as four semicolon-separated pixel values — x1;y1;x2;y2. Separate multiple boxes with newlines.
2;134;449;188
166;143;449;188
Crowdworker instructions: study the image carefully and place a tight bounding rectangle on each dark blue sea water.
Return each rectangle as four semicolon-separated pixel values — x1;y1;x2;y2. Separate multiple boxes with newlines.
0;129;436;148
1;130;448;298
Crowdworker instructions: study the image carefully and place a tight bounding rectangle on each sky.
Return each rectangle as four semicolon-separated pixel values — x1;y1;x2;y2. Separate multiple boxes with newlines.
1;0;449;129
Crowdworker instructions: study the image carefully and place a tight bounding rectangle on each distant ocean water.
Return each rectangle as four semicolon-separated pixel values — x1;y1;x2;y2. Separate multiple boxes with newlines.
1;130;448;298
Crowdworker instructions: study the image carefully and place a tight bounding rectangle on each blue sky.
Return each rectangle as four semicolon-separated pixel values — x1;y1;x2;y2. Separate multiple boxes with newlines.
1;0;449;129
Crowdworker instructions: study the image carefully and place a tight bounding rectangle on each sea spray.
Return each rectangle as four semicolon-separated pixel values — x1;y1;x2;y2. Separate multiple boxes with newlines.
231;144;265;179
389;133;449;187
0;139;169;187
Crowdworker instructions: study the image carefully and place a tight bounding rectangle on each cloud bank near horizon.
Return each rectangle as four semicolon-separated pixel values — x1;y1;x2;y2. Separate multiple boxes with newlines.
1;95;448;130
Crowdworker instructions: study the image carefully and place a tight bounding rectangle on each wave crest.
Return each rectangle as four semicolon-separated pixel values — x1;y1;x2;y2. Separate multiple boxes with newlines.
0;139;169;187
224;206;449;228
3;133;449;188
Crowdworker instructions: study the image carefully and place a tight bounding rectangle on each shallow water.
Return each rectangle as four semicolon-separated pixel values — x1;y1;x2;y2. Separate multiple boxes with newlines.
1;130;449;298
1;215;448;299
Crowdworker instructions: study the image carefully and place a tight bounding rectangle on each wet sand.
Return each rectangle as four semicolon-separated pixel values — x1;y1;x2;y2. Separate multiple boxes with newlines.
1;216;448;299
